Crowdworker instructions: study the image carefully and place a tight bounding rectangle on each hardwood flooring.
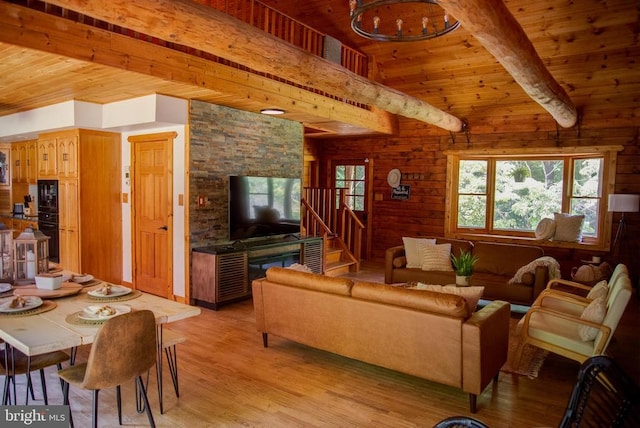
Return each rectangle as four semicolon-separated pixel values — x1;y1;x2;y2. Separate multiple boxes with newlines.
9;262;640;427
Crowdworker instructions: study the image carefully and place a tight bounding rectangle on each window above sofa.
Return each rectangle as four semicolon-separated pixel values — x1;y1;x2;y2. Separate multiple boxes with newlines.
443;146;623;250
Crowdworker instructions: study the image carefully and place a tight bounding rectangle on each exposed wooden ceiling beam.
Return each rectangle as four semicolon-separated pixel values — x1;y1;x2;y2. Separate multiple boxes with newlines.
41;0;465;132
440;0;578;128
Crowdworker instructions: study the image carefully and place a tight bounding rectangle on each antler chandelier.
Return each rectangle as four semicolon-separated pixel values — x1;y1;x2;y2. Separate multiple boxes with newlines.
349;0;460;42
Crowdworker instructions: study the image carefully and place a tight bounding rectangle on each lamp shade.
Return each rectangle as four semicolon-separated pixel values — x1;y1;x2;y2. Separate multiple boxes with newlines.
608;194;640;213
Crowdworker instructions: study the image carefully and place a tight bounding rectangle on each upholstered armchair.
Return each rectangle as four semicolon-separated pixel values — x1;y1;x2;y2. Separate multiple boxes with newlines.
515;268;632;365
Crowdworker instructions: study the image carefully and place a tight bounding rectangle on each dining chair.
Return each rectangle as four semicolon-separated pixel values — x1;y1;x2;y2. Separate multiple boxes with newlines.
1;340;69;405
157;328;186;414
57;310;157;428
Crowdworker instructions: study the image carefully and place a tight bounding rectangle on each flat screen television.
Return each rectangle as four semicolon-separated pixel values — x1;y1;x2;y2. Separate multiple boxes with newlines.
229;175;301;241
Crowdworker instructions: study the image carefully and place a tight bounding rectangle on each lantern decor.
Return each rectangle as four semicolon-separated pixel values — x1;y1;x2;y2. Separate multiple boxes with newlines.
13;226;50;283
0;223;12;281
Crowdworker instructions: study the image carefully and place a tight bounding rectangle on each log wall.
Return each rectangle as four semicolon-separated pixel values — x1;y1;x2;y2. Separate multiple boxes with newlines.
313;121;640;282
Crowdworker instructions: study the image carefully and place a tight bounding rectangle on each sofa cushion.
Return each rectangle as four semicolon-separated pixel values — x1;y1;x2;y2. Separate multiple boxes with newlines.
352;281;470;319
403;237;436;268
419;243;453;271
474;242;544;276
265;267;353;296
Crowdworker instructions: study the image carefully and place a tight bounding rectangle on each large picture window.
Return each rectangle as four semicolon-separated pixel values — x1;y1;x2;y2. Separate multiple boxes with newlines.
446;147;621;248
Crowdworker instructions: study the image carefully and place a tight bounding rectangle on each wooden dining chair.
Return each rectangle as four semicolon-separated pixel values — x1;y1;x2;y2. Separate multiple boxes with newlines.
1;340;69;405
57;310;158;428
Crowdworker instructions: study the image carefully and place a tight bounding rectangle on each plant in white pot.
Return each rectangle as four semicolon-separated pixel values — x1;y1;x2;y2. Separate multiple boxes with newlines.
451;250;478;287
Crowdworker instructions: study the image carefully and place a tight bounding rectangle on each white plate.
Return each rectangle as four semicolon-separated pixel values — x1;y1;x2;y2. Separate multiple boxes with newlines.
0;295;43;313
0;283;12;293
71;274;94;284
78;304;131;321
88;285;132;298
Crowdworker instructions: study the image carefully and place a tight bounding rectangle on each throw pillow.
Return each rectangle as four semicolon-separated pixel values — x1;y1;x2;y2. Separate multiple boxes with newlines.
578;296;607;341
402;237;436;269
553;213;585;242
535;218;556;240
418;243;453;272
586;280;608;300
286;263;313;273
392;256;407;268
416;283;484;312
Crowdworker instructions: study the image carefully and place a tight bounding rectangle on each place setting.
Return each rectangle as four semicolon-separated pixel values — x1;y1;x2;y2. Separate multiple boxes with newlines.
83;282;142;302
65;302;133;326
0;294;57;317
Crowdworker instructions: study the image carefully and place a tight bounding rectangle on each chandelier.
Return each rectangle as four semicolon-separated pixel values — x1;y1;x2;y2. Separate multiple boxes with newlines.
349;0;460;42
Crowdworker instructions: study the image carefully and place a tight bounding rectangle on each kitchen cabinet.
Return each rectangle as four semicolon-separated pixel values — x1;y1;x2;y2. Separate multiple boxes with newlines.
36;129;121;282
10;140;37;184
37;136;58;178
59;179;79;273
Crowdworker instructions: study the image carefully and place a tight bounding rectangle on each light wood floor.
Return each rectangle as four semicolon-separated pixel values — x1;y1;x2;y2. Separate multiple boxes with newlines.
10;262;640;427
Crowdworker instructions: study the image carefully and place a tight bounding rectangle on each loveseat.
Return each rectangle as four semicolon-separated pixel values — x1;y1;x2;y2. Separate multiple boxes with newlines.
385;238;552;306
252;267;510;413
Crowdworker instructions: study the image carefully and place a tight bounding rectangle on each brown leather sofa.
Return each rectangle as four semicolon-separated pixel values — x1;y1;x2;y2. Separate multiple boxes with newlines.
385;238;550;306
252;267;510;413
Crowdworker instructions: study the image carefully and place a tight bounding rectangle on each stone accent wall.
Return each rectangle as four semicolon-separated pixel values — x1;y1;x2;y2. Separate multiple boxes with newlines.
189;100;303;248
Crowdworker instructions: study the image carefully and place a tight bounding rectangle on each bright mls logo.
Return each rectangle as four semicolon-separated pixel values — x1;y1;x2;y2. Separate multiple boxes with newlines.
2;406;68;427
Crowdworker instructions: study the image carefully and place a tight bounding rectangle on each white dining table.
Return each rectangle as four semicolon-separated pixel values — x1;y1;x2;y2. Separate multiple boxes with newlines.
0;281;201;357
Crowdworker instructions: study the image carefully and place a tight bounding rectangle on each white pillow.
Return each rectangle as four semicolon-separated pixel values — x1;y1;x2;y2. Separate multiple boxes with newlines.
417;283;484;312
553;213;585;242
286;263;313;273
535;218;556;240
578;296;607;341
402;237;436;268
586;280;608;300
418;243;453;272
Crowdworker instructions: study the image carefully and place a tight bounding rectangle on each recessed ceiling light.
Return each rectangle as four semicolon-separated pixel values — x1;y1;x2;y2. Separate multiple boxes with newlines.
260;108;285;115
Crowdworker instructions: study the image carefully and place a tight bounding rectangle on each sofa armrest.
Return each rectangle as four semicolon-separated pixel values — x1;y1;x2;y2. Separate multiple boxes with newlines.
462;300;510;396
531;265;550;302
384;245;405;284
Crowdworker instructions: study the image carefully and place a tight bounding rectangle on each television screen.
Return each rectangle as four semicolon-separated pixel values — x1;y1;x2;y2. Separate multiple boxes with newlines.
229;175;301;241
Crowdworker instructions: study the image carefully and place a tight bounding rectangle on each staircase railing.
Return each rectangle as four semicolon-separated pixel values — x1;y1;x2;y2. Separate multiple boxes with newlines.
300;199;331;273
302;187;363;272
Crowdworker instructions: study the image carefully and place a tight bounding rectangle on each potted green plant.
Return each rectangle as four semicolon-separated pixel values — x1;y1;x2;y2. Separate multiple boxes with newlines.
451;250;478;286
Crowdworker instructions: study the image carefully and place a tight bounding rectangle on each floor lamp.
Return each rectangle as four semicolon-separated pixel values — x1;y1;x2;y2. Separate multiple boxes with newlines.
608;194;640;265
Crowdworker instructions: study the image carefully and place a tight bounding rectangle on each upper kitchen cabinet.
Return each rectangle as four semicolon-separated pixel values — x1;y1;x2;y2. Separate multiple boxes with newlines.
37;135;58;178
37;130;79;179
10;140;37;184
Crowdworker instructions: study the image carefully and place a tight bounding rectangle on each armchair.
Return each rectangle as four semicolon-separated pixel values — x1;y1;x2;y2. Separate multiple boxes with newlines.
515;273;632;365
532;263;629;317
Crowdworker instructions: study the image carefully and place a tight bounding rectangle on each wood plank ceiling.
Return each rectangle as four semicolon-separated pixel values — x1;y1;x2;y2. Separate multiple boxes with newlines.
0;0;638;138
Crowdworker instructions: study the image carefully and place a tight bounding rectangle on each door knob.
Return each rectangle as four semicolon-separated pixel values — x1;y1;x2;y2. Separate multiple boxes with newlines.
159;225;168;231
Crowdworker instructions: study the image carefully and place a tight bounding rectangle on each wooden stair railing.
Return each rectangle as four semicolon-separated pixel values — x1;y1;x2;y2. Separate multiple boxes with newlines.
302;188;363;273
300;199;332;274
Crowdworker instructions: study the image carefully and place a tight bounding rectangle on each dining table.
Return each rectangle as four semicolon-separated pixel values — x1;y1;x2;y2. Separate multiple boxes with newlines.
0;274;201;408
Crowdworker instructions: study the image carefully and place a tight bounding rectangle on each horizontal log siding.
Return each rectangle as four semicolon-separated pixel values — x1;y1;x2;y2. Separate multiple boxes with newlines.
313;124;640;282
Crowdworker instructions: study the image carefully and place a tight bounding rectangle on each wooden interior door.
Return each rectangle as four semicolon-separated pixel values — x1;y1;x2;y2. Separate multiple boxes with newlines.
130;132;174;297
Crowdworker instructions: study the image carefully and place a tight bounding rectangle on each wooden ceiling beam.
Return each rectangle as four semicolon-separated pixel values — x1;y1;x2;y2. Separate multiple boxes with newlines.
440;0;578;128
41;0;464;132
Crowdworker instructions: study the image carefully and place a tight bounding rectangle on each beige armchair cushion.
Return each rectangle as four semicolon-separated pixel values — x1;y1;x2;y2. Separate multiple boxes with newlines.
579;297;607;341
586;280;608;300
